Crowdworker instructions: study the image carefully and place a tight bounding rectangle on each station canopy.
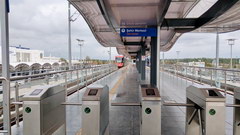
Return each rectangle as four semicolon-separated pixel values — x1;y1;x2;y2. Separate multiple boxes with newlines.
70;0;240;58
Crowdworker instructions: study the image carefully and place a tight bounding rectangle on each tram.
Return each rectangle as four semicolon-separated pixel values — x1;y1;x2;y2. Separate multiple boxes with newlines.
115;55;125;68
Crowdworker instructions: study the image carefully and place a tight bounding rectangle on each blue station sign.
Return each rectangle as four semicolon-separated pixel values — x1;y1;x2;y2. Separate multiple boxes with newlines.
120;28;157;37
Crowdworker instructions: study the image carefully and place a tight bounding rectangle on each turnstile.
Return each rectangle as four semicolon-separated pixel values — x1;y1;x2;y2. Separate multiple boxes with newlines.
82;84;109;135
186;84;225;135
22;84;66;135
140;84;161;135
234;88;240;135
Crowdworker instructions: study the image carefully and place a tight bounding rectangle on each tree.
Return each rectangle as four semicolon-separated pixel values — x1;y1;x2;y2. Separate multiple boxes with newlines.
85;56;91;61
59;58;68;64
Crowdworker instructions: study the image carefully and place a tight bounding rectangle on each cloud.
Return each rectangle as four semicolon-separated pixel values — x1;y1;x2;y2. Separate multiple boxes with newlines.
7;0;118;60
164;31;240;59
3;0;240;61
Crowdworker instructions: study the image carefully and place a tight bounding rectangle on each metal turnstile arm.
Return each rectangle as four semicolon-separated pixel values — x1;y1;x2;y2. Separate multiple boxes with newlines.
61;102;82;106
188;109;198;125
111;102;141;106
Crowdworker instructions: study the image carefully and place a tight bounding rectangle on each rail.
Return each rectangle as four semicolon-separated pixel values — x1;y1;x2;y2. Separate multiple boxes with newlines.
0;63;118;130
162;64;240;96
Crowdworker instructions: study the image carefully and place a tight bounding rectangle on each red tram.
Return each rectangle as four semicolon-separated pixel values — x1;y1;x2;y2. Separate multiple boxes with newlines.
115;55;124;68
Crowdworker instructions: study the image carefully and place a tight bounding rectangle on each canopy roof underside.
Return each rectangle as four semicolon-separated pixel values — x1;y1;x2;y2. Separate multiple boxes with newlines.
70;0;240;58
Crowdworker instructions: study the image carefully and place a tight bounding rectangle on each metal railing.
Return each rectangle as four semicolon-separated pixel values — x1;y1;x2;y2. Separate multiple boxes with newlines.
0;63;117;132
162;64;240;95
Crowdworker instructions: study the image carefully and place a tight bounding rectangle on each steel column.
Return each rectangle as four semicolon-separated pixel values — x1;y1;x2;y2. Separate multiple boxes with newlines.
139;50;142;74
0;0;11;134
215;30;220;88
150;26;160;88
141;44;146;80
150;37;157;87
136;52;139;72
68;2;72;70
156;26;160;89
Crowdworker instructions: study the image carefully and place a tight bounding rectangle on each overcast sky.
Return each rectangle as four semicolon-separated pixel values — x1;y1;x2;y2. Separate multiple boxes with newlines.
3;0;240;60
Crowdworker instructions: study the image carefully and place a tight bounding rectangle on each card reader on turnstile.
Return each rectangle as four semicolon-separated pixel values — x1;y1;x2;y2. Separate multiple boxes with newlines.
140;84;161;135
82;84;109;135
22;85;66;135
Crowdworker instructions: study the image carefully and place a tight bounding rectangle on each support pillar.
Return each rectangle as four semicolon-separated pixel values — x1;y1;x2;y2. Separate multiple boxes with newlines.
139;50;142;75
141;45;146;80
150;26;160;89
136;52;139;72
215;29;220;88
150;37;157;87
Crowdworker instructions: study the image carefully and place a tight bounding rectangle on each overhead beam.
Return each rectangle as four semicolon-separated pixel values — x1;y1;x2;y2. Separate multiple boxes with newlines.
129;52;137;54
161;18;196;28
161;0;239;33
158;0;172;25
124;42;143;46
195;0;239;28
175;0;239;33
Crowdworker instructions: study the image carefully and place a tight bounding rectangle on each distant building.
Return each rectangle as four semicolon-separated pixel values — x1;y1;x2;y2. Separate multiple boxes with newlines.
0;45;60;64
188;61;205;67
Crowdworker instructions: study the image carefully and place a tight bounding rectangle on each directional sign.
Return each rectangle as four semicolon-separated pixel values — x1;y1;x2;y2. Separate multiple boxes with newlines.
120;28;157;37
6;0;10;13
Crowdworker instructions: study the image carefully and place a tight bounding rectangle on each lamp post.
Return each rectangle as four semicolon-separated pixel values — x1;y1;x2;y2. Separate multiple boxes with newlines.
68;2;72;70
176;51;180;64
227;39;236;69
108;47;111;63
76;39;84;62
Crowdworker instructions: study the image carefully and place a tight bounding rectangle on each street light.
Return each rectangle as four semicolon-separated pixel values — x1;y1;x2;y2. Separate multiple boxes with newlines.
76;39;84;61
227;39;236;69
108;47;111;63
176;51;180;64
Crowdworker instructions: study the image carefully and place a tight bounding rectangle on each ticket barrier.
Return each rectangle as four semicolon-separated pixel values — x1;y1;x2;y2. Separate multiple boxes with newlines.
110;84;161;135
82;84;109;135
22;85;66;135
186;84;225;135
234;89;240;135
140;84;161;135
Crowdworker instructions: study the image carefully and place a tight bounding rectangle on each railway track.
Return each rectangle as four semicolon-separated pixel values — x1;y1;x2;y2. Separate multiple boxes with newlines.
0;68;117;129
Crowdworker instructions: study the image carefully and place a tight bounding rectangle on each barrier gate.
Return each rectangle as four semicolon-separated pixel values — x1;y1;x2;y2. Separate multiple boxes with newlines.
82;84;109;135
140;84;161;135
186;84;225;135
22;84;66;135
234;88;240;135
111;84;161;135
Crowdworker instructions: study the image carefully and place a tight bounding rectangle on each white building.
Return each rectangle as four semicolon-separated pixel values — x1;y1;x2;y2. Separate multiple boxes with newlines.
188;61;205;67
0;45;60;64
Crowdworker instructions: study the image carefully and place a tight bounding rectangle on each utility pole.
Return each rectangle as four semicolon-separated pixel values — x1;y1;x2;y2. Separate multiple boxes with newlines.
68;2;72;71
176;51;180;64
0;0;11;134
108;47;111;63
215;30;220;88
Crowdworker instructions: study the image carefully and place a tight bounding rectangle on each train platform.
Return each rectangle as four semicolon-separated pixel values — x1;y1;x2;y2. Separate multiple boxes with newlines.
11;64;234;135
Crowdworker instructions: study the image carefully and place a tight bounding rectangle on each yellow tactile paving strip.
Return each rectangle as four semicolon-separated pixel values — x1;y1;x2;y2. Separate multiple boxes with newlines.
109;66;128;100
75;66;128;135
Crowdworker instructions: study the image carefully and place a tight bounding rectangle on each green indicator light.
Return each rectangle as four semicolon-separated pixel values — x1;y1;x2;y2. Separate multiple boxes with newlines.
25;107;31;113
145;108;152;114
84;107;91;114
209;109;216;115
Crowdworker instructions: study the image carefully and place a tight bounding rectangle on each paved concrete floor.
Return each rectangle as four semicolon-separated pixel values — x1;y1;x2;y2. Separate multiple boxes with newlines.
160;71;234;135
11;66;126;135
11;65;234;135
